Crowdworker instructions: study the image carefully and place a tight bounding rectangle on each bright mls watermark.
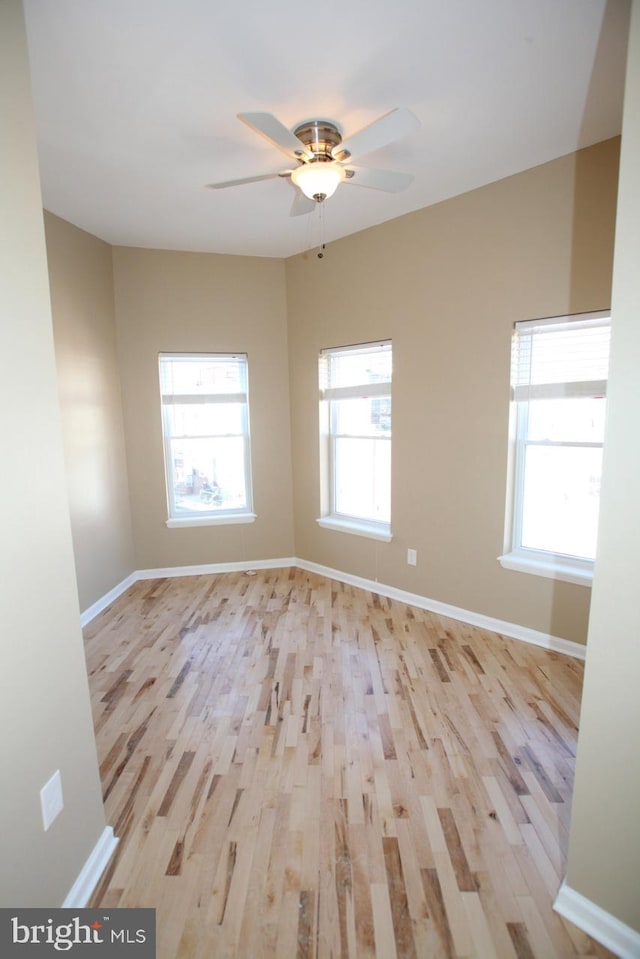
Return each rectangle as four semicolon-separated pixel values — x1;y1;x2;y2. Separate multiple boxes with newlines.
1;909;155;956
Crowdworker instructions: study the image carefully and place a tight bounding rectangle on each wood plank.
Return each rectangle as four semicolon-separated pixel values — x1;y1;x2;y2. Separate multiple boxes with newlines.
437;807;477;892
382;836;417;959
370;882;398;959
507;921;536;959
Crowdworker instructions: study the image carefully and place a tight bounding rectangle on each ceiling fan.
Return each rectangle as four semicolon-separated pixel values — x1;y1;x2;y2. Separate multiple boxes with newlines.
206;108;419;216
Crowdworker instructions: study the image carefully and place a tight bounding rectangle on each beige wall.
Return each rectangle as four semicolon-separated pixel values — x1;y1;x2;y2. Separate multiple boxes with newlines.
112;247;295;569
45;212;135;612
565;1;640;932
286;138;619;644
0;0;106;905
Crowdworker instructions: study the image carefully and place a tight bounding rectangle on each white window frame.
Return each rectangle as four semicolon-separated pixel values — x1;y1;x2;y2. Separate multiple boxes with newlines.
499;311;610;585
317;340;392;542
159;352;255;528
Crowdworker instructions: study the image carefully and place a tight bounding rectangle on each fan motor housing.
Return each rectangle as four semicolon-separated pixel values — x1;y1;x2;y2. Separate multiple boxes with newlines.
293;119;350;161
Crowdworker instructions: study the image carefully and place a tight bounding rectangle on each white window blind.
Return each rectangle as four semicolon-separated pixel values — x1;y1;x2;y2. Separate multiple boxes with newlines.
512;315;610;401
320;341;393;399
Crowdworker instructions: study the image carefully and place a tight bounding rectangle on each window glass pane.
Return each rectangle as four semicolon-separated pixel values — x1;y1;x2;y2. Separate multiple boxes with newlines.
334;437;390;523
169;436;247;514
327;345;391;389
521;445;603;560
333;396;391;437
165;402;244;437
526;397;606;443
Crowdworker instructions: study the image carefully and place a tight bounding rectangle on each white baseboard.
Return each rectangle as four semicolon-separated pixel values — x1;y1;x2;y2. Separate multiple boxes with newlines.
80;572;138;627
80;557;586;660
554;880;640;959
62;826;118;908
136;557;297;580
296;558;587;660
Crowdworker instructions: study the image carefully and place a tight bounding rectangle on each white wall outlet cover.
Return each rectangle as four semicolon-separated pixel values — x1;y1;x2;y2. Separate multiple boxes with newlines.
40;769;64;831
407;549;417;566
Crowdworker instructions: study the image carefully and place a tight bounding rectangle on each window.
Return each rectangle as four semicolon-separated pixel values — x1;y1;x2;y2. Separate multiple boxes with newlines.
317;341;392;541
159;353;254;527
499;312;610;584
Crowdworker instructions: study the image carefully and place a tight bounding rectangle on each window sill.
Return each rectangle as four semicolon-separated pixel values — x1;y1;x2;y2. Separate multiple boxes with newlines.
498;550;593;586
166;512;257;529
316;516;392;543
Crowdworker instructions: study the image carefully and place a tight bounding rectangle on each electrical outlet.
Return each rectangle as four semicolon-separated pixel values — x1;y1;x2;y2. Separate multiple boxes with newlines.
40;770;64;831
407;548;417;566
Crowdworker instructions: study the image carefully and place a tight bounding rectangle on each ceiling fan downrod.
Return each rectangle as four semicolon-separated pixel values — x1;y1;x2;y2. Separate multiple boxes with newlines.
292;119;349;161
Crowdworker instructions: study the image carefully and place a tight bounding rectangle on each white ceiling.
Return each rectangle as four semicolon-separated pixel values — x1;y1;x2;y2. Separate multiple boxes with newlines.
23;0;630;259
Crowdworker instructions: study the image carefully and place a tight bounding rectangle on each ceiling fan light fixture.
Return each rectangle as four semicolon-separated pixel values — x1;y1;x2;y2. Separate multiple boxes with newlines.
291;161;345;201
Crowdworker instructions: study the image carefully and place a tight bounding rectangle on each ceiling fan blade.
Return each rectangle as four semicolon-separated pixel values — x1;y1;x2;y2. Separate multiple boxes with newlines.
289;192;317;217
206;171;291;190
334;108;419;161
345;167;414;193
238;112;309;159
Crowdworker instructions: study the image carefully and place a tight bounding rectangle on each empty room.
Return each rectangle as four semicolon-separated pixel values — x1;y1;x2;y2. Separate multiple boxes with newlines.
1;1;639;957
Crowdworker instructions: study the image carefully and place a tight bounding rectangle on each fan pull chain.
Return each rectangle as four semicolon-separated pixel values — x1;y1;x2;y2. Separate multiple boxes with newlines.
303;197;329;260
316;199;327;260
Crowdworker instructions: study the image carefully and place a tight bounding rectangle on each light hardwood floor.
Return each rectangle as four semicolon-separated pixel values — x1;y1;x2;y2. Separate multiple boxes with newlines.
86;568;613;958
